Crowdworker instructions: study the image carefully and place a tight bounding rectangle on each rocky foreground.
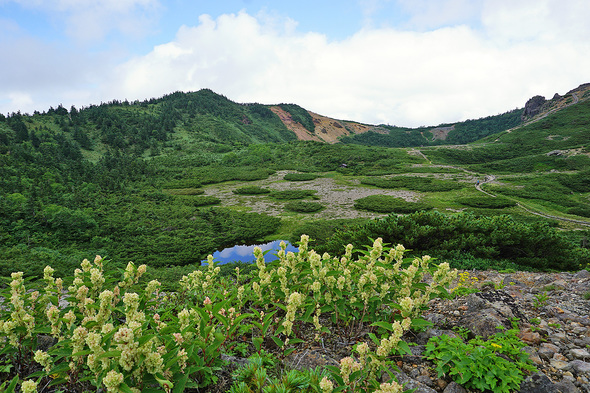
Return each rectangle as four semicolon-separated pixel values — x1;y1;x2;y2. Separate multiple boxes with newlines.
282;269;590;393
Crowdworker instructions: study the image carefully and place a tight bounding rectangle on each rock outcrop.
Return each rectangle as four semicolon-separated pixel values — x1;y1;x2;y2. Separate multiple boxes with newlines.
522;95;547;120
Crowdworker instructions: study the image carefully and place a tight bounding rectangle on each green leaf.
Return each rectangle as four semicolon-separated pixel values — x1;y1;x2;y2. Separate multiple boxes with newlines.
97;350;122;360
227;313;253;336
4;376;19;393
47;361;71;376
371;321;393;332
71;349;92;357
410;318;433;329
397;341;412;356
288;338;305;346
137;333;156;347
271;336;284;348
119;382;137;393
172;372;190;393
252;337;263;352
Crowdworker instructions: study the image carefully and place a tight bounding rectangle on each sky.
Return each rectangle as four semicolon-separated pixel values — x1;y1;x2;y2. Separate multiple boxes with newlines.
1;0;589;127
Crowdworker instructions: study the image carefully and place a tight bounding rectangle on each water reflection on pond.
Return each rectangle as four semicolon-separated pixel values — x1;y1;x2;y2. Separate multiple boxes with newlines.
202;240;298;265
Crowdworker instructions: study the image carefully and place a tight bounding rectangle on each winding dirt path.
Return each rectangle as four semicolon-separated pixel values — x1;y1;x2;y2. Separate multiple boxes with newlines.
475;174;590;226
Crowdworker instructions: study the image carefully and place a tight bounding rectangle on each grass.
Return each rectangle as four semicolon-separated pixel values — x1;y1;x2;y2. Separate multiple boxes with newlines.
284;201;323;213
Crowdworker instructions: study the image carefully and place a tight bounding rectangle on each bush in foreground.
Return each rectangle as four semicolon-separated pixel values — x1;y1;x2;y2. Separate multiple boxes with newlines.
0;237;458;393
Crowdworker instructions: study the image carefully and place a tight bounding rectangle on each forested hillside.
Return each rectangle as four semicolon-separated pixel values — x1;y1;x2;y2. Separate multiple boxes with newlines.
339;108;522;147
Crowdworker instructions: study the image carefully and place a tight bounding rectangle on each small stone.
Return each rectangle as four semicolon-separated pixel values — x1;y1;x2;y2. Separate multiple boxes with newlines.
553;353;568;361
519;372;561;393
393;371;438;393
539;347;556;361
554;380;581;393
549;279;568;289
573;327;587;335
550;358;572;371
523;346;544;365
570;360;590;375
553;331;568;340
570;348;590;360
415;375;435;387
503;276;524;286
442;381;468;393
519;328;542;344
562;371;576;383
436;378;448;390
424;313;446;325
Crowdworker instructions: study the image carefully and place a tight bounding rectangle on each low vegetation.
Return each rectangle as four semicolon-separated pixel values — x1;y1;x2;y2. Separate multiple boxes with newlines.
319;211;589;271
354;195;432;214
283;173;319;181
232;186;271;195
361;176;464;192
284;201;323;213
271;190;317;200
456;196;517;209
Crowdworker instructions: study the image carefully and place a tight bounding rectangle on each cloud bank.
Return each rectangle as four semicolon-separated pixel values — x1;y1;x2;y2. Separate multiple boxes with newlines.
2;0;590;127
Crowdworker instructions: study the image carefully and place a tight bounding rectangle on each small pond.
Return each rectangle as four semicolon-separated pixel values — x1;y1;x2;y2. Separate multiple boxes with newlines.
202;240;298;265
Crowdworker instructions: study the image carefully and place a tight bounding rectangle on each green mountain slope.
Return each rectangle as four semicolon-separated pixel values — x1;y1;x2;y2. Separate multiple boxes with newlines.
1;85;590;281
426;97;590;172
339;108;523;147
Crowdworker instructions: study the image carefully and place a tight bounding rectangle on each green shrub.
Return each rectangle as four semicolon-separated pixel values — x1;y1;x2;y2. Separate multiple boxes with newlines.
354;195;432;213
162;179;203;189
166;188;205;195
283;173;319;181
233;186;271;195
556;170;590;192
425;328;536;393
284;201;323;213
271;190;316;200
567;206;590;218
320;210;589;271
361;176;464;192
457;196;517;209
289;218;370;250
191;196;221;207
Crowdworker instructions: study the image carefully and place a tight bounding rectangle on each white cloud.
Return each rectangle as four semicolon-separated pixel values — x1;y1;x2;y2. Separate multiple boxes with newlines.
482;0;590;44
104;8;590;127
7;92;34;110
2;1;589;126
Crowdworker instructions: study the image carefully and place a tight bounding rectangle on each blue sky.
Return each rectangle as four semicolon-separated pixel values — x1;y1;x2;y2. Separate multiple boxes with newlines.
1;0;589;127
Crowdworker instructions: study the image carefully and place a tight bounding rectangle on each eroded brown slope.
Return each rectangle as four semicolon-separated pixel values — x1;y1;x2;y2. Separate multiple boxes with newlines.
270;106;387;143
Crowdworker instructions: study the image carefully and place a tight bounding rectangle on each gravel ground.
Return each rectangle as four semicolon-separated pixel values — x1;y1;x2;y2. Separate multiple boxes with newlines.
202;170;420;219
